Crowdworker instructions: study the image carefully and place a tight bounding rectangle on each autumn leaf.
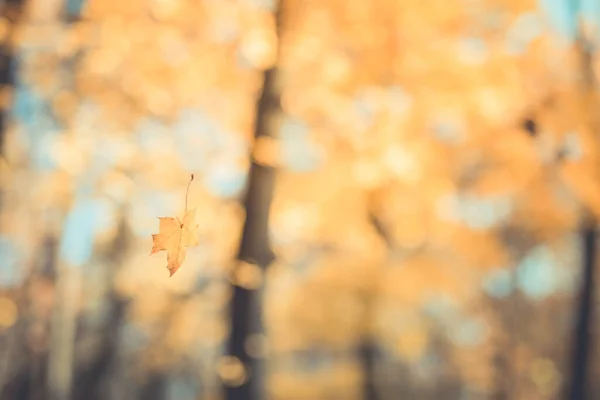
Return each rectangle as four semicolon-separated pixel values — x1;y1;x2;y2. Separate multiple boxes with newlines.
150;175;199;276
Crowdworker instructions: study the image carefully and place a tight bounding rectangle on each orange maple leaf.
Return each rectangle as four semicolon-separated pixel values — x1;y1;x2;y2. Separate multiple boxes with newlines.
150;175;199;276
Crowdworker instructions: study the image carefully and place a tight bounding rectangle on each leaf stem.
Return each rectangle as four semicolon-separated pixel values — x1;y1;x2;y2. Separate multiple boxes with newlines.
185;174;194;211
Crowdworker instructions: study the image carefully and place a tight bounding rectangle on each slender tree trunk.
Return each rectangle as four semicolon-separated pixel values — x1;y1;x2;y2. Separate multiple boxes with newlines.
358;341;378;400
71;216;129;400
225;75;277;400
224;6;281;399
0;0;30;394
567;13;599;397
0;0;27;203
48;267;80;400
138;373;167;400
568;222;596;400
30;1;84;398
361;212;390;400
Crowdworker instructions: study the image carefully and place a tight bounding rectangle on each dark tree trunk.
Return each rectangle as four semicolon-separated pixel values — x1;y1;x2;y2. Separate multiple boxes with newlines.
358;341;378;400
567;14;599;399
0;0;26;216
225;82;277;400
567;223;596;400
224;7;281;399
138;373;167;400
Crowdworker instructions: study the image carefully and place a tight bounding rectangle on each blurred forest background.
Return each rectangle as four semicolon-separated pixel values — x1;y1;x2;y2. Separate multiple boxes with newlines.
1;0;600;399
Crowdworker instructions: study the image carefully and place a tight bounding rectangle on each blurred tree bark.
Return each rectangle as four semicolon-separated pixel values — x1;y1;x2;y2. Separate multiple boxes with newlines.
71;216;129;400
358;335;378;400
0;0;31;396
569;222;596;400
224;4;281;400
0;0;26;204
567;28;598;400
225;74;277;400
36;1;87;399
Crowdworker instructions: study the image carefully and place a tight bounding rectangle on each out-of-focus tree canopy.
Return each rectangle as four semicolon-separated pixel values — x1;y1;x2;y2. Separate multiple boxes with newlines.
1;0;600;399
